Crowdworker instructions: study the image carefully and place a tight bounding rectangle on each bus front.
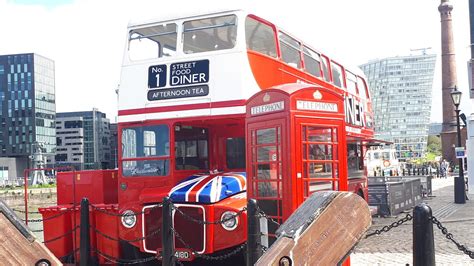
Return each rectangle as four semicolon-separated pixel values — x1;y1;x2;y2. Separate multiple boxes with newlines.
116;10;255;262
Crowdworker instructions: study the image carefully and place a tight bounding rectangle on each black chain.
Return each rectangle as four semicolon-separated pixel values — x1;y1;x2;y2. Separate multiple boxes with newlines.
255;205;280;227
31;228;44;233
258;243;268;253
430;216;474;259
13;208;42;214
22;209;71;223
58;248;79;263
92;224;161;243
174;257;185;266
172;227;246;261
43;225;79;244
94;248;158;264
365;213;413;238
90;203;162;217
172;204;246;225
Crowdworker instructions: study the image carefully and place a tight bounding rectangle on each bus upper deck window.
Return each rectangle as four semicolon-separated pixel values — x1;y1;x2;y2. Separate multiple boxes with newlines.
129;24;177;61
357;77;369;99
183;15;237;54
279;32;301;69
331;62;343;88
245;17;277;58
302;46;322;77
345;71;357;95
320;55;330;82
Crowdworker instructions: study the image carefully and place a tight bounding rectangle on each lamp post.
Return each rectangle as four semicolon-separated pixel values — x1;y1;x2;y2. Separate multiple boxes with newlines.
450;87;466;204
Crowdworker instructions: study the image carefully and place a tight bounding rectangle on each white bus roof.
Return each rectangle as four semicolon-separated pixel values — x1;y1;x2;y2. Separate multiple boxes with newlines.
127;9;243;28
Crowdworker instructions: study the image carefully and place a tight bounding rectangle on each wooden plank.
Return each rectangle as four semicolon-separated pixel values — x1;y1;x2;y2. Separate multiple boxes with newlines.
256;191;371;266
0;200;61;265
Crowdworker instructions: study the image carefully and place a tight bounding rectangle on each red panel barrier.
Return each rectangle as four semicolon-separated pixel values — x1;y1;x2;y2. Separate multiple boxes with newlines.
57;169;118;205
39;205;74;259
94;204;120;264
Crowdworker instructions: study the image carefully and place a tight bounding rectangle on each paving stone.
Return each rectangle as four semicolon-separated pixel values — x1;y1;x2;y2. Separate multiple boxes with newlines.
352;177;474;265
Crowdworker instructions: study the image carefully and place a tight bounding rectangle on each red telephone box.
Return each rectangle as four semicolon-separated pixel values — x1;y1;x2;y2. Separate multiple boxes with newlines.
246;84;348;225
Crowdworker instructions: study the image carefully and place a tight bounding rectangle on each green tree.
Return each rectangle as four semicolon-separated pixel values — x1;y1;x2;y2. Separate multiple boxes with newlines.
427;135;441;155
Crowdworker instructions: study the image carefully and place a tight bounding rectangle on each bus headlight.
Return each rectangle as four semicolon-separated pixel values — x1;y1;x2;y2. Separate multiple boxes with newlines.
220;211;238;231
121;210;137;228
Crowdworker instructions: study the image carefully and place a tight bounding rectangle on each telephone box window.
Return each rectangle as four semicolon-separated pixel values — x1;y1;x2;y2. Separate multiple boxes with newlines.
249;125;283;231
256;128;276;144
301;125;339;197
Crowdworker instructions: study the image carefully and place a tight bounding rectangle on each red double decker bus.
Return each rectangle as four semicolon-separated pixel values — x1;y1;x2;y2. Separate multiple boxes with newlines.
41;9;375;264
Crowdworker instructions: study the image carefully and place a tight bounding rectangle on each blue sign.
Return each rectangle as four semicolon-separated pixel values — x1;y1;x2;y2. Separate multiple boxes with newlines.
148;64;167;88
170;60;209;87
455;147;465;158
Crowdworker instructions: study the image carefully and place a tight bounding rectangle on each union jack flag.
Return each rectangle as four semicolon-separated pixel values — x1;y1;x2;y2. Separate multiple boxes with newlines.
169;172;246;203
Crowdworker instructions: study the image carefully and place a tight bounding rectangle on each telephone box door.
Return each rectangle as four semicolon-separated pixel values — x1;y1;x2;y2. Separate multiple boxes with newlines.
247;118;287;232
294;118;346;206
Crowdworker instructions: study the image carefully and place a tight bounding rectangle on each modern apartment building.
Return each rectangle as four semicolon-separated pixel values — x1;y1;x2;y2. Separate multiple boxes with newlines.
0;53;56;178
360;53;436;160
55;109;111;170
109;123;118;169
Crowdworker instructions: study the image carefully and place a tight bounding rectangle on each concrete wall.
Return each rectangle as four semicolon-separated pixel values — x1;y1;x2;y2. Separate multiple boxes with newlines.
0;157;29;180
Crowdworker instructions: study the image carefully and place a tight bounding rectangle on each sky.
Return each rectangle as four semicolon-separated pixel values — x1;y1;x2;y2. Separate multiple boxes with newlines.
0;0;471;123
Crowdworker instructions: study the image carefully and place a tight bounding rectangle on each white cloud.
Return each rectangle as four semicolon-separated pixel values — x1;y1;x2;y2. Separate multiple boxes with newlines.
0;0;471;122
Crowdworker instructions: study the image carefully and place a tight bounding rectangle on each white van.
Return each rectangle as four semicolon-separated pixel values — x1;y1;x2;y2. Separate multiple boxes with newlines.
366;148;400;176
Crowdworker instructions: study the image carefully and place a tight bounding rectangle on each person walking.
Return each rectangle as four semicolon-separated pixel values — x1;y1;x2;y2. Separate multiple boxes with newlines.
440;159;448;178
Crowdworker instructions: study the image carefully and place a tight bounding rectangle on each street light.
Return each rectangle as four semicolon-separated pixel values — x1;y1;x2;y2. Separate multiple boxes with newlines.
450;86;466;204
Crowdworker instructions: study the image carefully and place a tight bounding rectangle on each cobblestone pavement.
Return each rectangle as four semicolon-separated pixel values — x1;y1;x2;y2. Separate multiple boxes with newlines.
352;176;474;265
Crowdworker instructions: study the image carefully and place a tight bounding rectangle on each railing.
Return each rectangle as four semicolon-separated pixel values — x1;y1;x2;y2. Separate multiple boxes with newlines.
51;197;274;265
365;203;474;264
22;166;75;226
12;194;474;265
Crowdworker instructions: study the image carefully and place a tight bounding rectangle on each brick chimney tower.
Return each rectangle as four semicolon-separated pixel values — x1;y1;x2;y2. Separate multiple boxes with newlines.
439;0;458;163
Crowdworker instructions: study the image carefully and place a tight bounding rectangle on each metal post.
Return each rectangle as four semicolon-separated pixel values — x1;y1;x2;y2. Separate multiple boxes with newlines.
162;197;175;266
427;175;432;196
454;108;467;204
247;199;262;266
413;203;435;266
23;169;29;226
80;198;91;266
72;170;77;262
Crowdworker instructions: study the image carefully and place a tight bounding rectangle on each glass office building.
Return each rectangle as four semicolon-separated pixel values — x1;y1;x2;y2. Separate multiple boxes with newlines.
55;109;111;170
360;54;436;160
0;53;56;157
